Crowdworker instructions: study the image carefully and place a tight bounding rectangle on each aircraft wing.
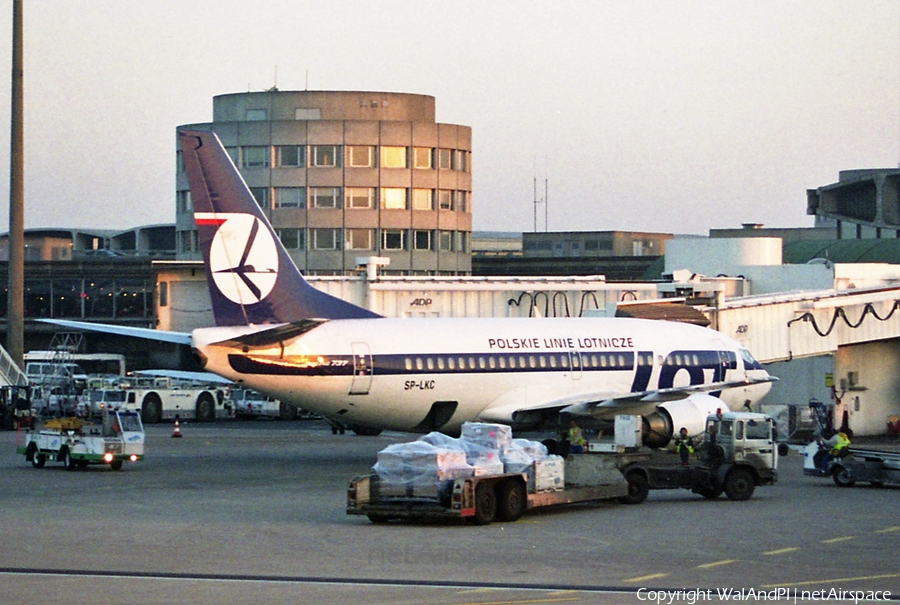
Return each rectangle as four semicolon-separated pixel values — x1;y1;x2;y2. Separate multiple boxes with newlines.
36;319;192;346
478;376;778;424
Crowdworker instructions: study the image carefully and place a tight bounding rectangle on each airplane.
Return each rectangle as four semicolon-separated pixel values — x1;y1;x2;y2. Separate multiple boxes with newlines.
43;129;775;447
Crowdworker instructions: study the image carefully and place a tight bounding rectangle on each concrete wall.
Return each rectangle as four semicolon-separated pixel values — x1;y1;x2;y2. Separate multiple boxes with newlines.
834;341;900;436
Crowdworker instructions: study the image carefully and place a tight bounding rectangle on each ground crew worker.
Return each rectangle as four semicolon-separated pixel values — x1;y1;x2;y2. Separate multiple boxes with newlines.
568;420;586;454
819;430;850;473
674;427;694;466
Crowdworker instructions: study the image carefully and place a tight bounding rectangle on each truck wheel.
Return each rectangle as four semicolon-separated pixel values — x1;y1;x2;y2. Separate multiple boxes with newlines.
110;460;123;471
278;402;297;421
496;480;526;522
832;466;855;488
471;483;497;525
724;468;755;500
367;513;389;524
142;394;163;424
195;392;215;422
61;448;76;471
620;471;649;505
33;453;45;468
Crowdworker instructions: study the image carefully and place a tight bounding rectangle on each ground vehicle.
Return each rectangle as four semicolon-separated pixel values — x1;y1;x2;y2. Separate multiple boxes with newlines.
802;442;900;487
230;388;297;420
119;376;229;424
17;409;144;471
347;412;778;525
80;388;129;417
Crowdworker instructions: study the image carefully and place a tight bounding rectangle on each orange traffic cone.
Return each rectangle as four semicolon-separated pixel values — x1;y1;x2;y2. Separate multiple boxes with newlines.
172;416;183;438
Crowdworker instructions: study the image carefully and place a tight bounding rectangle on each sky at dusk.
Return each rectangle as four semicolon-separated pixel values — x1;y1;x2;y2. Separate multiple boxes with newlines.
0;0;897;235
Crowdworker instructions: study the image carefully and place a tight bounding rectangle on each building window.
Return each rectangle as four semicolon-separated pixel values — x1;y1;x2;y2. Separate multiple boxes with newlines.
455;191;467;212
177;190;192;213
381;188;408;210
346;187;374;209
179;230;198;253
412;189;434;211
277;145;304;167
274;187;305;208
313;228;341;250
245;108;267;121
382;229;407;250
346;228;374;250
456;150;468;172
310;187;341;209
346;146;374;168
381;146;407;168
413;147;433;169
456;231;468;253
310;145;342;167
438;148;453;170
439;230;454;251
414;230;433;251
242;146;270;168
438;189;453;211
249;188;270;209
277;229;305;250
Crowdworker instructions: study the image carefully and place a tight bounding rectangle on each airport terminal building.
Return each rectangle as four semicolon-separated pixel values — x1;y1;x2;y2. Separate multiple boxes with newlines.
176;90;473;275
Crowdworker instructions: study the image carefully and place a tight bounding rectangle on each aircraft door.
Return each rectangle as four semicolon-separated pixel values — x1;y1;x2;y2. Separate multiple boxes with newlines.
349;342;373;395
568;350;583;381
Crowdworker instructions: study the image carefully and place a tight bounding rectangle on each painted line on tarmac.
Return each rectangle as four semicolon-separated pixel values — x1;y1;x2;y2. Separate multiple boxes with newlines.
762;547;801;556
696;559;738;569
623;573;670;583
875;525;900;533
820;535;855;544
761;572;900;589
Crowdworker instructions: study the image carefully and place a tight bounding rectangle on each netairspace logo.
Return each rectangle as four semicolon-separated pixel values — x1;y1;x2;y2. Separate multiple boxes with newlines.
636;587;892;604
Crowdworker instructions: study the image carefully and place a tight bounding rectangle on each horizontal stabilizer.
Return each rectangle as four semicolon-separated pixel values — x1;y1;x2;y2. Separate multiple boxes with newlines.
36;319;192;346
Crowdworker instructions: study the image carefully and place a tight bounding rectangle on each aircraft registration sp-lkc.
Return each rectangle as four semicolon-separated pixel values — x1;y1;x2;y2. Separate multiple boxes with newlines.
44;130;775;447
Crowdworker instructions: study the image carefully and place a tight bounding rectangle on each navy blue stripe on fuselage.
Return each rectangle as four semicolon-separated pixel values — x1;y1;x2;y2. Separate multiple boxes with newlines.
227;349;738;384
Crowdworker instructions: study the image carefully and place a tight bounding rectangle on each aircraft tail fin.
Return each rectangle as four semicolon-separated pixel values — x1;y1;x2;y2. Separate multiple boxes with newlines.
178;129;380;326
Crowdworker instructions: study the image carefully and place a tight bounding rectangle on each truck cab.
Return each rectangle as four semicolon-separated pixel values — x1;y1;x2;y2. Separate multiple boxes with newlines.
706;411;778;473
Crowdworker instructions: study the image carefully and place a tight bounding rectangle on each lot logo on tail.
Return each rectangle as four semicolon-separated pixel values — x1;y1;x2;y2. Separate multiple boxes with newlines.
201;213;279;305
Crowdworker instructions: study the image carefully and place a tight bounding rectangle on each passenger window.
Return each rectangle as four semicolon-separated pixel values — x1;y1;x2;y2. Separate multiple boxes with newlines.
415;358;424;371
478;357;486;370
426;358;435;371
539;356;547;368
437;357;445;370
549;356;557;368
447;357;455;370
489;357;497;369
498;357;506;369
519;356;526;368
735;421;744;439
405;358;412;371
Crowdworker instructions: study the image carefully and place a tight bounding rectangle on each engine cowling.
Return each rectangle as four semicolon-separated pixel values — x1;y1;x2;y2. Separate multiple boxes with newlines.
641;393;726;448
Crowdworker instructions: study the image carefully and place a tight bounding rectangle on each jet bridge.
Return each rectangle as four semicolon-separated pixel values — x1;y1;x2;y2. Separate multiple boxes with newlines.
712;286;900;436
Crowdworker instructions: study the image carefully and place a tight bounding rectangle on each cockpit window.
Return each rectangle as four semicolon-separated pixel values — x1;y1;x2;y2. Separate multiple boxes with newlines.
740;349;763;370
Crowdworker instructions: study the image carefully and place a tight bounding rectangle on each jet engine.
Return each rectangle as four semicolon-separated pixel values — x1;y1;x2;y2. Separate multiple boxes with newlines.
641;393;726;448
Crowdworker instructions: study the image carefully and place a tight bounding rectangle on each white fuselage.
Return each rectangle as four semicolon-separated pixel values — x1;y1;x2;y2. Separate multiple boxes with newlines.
192;316;772;433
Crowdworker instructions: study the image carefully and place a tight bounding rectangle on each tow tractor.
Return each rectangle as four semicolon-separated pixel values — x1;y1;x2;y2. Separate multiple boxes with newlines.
348;412;778;525
17;409;144;471
801;400;900;487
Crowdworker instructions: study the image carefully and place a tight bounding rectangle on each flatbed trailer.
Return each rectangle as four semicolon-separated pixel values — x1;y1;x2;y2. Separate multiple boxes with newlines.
348;412;778;525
